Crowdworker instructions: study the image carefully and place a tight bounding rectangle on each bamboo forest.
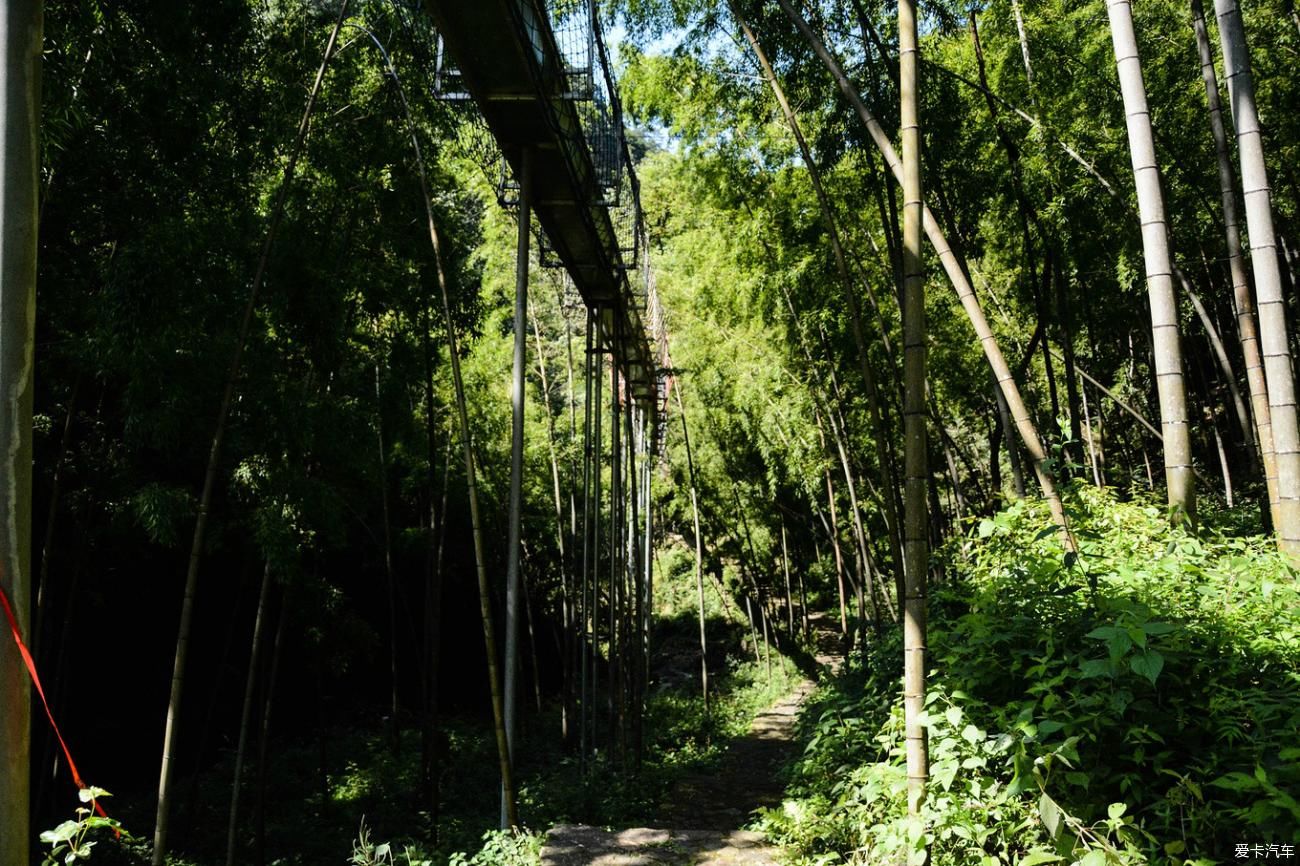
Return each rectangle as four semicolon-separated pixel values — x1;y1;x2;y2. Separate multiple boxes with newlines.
4;0;1300;863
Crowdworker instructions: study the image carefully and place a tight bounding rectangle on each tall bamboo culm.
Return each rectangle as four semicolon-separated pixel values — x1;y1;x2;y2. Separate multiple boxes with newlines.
1189;0;1276;529
1106;0;1197;523
899;0;930;821
1213;0;1300;555
153;8;349;861
372;31;519;825
0;3;42;864
774;0;1074;547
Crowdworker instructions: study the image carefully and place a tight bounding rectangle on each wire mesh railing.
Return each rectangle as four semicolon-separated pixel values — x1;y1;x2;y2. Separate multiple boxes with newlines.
418;0;662;407
430;0;639;212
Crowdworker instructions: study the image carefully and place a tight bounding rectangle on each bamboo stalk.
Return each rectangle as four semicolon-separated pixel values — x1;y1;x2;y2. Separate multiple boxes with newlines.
776;0;1073;546
153;10;349;861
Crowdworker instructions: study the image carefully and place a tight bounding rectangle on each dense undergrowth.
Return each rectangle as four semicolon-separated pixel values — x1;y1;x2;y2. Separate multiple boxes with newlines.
763;486;1300;866
54;615;798;866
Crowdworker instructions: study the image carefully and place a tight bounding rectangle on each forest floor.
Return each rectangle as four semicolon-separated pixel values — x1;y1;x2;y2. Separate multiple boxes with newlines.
541;622;841;865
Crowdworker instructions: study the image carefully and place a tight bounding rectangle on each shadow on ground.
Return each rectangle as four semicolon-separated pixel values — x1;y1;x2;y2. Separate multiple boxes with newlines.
542;614;842;865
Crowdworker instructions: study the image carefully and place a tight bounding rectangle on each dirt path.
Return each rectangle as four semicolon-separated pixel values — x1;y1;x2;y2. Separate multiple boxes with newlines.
542;625;840;865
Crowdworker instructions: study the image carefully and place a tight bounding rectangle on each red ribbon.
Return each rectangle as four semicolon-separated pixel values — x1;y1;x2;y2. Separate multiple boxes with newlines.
0;569;113;827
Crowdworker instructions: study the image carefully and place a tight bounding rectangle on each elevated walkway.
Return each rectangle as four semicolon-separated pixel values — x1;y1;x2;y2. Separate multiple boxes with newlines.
424;0;658;407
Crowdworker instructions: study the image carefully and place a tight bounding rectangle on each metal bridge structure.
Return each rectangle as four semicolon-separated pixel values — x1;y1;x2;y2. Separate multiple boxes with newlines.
425;0;661;408
420;0;672;816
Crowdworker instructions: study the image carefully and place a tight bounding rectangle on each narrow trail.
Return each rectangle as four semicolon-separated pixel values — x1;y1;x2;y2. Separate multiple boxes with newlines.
542;622;841;865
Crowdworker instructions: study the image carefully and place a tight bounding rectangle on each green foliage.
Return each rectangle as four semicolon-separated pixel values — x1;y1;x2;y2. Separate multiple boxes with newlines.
764;489;1299;864
349;820;435;866
40;788;130;866
446;829;543;866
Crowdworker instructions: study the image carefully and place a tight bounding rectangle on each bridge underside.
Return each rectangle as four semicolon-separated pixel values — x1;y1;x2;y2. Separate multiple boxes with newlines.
424;0;657;407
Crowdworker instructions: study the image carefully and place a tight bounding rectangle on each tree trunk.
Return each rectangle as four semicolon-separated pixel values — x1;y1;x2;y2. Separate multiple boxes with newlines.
503;150;531;825
528;300;571;745
30;383;88;824
33;376;79;658
0;52;35;827
779;516;794;641
994;371;1027;497
1055;257;1086;469
1214;0;1300;554
397;54;517;825
177;556;246;846
1106;0;1197;523
900;0;930;818
799;527;812;643
317;641;329;823
254;587;289;866
1011;0;1035;85
815;413;850;636
1177;267;1255;462
225;561;273;866
419;302;444;840
374;360;401;755
989;415;1004;500
822;389;897;624
520;557;544;715
1191;0;1277;518
1059;351;1166;443
1081;376;1104;486
1213;400;1235;505
153;10;348;861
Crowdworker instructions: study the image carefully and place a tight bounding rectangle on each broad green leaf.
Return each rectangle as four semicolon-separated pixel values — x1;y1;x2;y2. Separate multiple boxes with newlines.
1129;649;1164;685
78;786;110;803
1079;659;1111;678
1038;792;1061;838
1208;771;1258;791
39;821;80;844
1018;850;1062;865
945;706;962;727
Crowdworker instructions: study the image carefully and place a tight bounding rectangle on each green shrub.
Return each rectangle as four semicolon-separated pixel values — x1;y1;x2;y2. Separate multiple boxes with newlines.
447;829;542;866
764;488;1299;865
